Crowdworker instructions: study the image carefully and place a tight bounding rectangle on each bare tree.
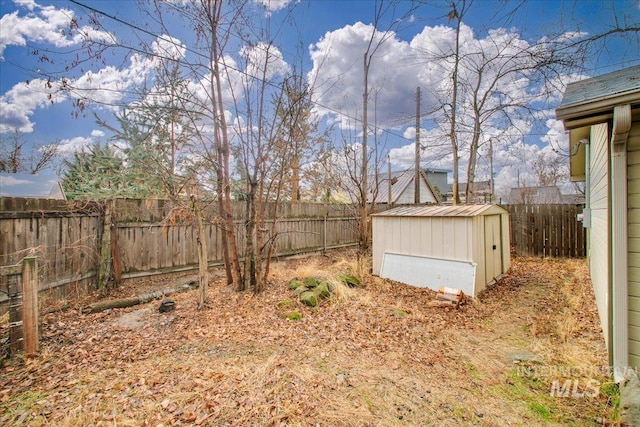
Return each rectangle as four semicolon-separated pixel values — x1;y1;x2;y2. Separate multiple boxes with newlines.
417;0;629;204
532;150;565;187
0;131;59;174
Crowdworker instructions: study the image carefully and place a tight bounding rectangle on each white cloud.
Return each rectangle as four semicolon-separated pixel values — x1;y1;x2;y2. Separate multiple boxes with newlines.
13;0;36;10
255;0;295;12
0;46;160;134
0;79;60;133
91;129;105;138
309;22;421;131
310;19;576;192
57;136;93;156
240;42;290;82
0;1;114;60
151;35;187;62
1;175;32;186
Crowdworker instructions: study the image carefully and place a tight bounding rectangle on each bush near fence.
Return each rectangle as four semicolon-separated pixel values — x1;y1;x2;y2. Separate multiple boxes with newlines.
0;199;585;314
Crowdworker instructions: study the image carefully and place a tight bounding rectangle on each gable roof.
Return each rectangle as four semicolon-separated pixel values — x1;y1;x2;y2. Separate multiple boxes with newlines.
556;65;640;127
370;169;440;204
0;173;66;200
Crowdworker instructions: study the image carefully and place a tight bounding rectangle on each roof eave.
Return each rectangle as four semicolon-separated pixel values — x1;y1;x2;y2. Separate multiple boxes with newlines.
556;90;640;130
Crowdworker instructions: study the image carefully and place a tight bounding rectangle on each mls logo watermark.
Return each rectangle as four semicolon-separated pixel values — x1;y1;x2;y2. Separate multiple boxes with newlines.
549;378;600;398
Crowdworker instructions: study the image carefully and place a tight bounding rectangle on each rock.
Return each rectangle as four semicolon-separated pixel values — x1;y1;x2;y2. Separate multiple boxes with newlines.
505;350;542;364
620;369;640;427
299;291;318;307
303;277;320;288
338;273;360;287
293;286;309;296
158;299;175;313
315;282;330;299
288;279;304;290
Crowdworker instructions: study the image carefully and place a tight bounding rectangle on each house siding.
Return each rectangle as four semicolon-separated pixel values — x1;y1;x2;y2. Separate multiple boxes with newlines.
627;114;640;370
395;179;438;204
590;123;610;348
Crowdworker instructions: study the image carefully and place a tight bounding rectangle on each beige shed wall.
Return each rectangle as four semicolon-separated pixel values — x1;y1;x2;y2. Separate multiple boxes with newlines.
371;216;474;276
627;114;640;369
589;122;611;349
372;207;510;296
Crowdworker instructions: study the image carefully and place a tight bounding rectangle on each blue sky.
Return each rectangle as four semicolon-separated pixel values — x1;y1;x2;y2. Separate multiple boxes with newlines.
1;0;639;197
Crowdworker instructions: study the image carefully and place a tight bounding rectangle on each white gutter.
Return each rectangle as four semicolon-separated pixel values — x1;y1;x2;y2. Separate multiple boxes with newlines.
611;104;632;382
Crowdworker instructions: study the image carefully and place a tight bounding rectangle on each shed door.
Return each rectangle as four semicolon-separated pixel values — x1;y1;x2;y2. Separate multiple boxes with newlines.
484;215;502;283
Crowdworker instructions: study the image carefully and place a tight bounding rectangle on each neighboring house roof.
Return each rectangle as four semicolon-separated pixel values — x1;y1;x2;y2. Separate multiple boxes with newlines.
456;180;491;194
369;169;440;204
508;186;563;204
561;193;585;205
556;65;640;127
0;173;66;200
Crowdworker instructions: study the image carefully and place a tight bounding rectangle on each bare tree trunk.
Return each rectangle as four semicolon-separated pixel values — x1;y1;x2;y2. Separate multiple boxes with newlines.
465;119;481;204
207;0;241;288
242;182;258;292
449;3;463;206
291;154;300;204
190;195;209;308
360;53;370;254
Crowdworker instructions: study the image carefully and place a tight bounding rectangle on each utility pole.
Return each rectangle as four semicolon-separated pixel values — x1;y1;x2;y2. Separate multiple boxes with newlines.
489;137;494;203
414;86;421;204
388;154;392;205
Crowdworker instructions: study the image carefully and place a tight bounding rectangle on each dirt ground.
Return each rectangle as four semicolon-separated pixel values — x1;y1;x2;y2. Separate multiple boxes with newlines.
0;250;617;426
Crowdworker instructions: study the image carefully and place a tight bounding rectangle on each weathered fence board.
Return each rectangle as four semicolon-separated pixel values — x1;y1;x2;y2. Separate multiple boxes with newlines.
503;204;585;257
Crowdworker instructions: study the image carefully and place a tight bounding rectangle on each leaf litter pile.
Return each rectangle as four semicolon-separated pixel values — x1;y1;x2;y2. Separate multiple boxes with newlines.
1;250;616;426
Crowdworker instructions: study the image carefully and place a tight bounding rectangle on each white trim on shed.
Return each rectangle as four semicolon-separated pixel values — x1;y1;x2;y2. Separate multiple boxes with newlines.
371;204;511;297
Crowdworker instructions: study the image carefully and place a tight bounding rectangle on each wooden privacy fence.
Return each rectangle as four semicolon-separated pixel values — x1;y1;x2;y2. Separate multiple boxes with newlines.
1;257;38;355
503;204;586;257
0;198;586;316
0;198;361;312
0;198;101;311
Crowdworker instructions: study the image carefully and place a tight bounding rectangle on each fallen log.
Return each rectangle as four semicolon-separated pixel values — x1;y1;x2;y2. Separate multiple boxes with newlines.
82;281;198;314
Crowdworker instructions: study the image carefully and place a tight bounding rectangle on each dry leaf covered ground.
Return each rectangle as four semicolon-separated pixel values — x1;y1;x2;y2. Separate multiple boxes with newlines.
1;250;616;426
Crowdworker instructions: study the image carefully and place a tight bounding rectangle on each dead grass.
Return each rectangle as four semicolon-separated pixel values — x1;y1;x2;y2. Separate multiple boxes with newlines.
0;250;616;426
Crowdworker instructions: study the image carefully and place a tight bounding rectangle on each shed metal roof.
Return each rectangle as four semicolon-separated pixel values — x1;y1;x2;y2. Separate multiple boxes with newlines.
371;204;508;217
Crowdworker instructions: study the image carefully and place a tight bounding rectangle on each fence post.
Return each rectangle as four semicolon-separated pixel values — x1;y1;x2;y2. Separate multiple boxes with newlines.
22;256;38;355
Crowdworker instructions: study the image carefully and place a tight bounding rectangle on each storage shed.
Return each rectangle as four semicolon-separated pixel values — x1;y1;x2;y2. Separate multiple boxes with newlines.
371;204;510;297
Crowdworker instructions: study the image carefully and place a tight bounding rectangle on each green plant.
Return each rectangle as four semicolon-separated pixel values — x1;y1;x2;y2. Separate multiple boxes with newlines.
287;311;302;320
600;382;620;417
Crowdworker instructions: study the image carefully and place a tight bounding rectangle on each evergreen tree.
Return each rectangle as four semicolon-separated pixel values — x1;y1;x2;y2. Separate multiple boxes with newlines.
62;144;126;199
